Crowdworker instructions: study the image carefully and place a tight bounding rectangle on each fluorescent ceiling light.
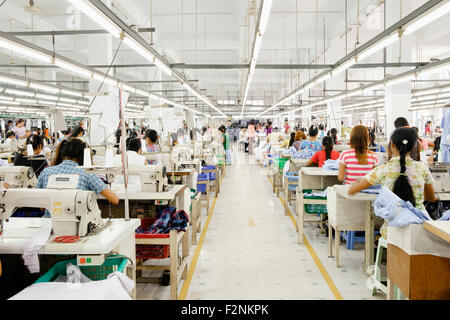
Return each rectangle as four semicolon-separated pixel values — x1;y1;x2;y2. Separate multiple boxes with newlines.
331;58;356;76
60;88;84;98
36;93;59;101
385;74;415;87
153;59;173;76
135;89;149;97
0;75;29;87
258;0;273;35
54;58;93;79
0;36;53;64
67;0;122;38
403;1;450;35
314;72;331;85
123;37;155;61
4;88;34;97
358;33;398;61
29;82;60;94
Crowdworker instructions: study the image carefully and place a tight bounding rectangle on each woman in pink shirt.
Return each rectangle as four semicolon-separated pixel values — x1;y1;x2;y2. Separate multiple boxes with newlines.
247;120;256;155
338;125;379;184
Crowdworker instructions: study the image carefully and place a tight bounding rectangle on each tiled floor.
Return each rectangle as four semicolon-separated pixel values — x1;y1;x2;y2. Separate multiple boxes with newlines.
136;146;386;300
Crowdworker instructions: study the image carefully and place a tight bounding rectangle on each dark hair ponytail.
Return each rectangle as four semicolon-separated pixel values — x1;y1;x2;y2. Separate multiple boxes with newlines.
322;136;334;160
390;128;417;206
330;128;338;145
26;134;43;151
289;132;295;147
308;125;318;137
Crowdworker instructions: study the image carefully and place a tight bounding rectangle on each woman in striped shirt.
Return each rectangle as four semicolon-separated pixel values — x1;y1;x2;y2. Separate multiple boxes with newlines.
338;125;379;185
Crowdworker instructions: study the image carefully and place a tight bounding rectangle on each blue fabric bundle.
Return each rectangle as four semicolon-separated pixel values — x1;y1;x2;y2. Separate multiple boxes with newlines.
373;187;430;227
322;159;339;171
291;149;315;159
135;207;189;234
438;210;450;221
361;184;381;194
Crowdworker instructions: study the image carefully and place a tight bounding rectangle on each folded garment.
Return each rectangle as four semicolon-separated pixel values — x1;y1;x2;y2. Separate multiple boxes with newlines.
439;210;450;221
373;187;430;227
361;184;381;194
322;159;339;171
136;207;189;234
303;189;327;198
291;149;315;159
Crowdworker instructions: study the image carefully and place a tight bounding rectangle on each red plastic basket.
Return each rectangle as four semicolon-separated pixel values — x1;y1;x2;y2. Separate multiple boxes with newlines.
135;218;170;259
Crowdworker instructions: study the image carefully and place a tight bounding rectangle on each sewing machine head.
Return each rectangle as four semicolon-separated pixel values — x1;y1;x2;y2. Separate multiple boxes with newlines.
128;165;168;192
171;146;193;163
429;163;450;193
0;187;102;237
0;166;37;188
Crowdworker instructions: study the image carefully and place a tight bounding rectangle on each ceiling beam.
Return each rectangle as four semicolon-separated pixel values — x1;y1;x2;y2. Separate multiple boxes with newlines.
4;28;155;36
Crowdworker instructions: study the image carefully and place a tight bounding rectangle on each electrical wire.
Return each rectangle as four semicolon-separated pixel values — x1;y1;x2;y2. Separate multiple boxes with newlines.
0;0;6;8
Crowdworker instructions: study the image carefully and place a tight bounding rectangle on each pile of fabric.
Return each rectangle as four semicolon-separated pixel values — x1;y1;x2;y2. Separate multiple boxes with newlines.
288;149;314;159
135;207;189;234
303;189;327;198
322;159;339;171
373;187;448;227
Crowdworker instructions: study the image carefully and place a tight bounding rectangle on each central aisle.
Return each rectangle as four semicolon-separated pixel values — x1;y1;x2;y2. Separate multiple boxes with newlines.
185;152;336;300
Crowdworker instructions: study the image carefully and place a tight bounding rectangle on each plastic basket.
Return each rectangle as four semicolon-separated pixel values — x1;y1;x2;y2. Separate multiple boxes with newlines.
303;188;328;214
135;218;170;259
197;173;208;181
35;256;128;283
202;165;215;171
197;183;207;193
274;158;289;170
285;171;299;182
208;172;216;181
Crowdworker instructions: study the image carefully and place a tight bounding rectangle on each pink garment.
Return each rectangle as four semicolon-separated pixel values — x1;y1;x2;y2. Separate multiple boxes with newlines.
248;125;256;138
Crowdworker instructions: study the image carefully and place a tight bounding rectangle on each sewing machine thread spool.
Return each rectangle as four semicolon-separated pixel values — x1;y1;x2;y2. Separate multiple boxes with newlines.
26;144;34;156
83;148;92;167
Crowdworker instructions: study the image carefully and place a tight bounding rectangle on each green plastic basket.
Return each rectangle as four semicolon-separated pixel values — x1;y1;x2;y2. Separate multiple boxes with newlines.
274;158;289;170
217;155;224;166
35;256;128;283
302;188;328;214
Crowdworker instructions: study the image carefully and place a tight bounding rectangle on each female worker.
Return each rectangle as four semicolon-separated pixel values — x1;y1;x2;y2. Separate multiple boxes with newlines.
292;130;306;150
349;127;436;238
247;119;256;155
144;129;160;164
297;125;322;152
338;125;379;185
306;136;340;168
219;125;232;165
12;119;27;140
14;134;48;177
36;138;119;205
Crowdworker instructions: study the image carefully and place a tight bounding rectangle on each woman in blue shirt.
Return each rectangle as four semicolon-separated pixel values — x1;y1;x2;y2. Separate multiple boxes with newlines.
298;125;322;152
37;138;119;205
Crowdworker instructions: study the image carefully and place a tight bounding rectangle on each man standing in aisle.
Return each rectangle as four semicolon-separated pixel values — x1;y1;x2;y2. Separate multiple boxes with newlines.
440;99;450;163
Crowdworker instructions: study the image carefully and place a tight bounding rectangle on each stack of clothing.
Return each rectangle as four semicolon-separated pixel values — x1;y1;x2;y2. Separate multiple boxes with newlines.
135;207;189;234
322;159;339;171
288;149;314;159
303;189;327;198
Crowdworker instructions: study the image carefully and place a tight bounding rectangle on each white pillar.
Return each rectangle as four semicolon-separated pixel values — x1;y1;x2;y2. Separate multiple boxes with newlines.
327;100;341;134
88;32;113;146
385;81;412;137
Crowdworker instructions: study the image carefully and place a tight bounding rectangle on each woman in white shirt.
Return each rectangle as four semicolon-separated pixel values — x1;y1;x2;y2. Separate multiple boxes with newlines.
113;137;146;167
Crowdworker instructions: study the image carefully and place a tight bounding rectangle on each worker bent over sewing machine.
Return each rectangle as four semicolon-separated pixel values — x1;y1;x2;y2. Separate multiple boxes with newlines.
0;166;37;189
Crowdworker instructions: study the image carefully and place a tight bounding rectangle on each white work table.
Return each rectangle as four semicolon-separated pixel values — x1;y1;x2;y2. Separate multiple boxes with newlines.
0;218;140;255
295;167;340;244
329;185;378;271
0;217;140;298
423;220;450;243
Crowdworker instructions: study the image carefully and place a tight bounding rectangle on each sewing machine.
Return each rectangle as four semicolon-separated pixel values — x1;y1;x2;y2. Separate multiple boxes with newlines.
0;188;102;237
429;163;450;193
85;165;169;193
171;146;193;163
0;166;37;188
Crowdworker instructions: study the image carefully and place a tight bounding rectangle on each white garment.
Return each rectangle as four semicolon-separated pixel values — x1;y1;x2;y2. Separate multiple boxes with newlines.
113;151;146;167
269;132;281;145
22;223;52;273
3;138;18;153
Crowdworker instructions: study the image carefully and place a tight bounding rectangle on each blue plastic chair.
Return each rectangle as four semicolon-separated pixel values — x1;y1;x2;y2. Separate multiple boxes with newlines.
340;231;380;250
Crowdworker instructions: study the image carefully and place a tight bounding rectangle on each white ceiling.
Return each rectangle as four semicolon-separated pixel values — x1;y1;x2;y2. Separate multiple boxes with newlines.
0;0;449;116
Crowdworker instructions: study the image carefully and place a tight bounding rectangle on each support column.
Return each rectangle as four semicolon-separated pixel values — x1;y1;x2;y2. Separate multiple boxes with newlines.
327;100;341;133
384;81;412;137
88;31;113;146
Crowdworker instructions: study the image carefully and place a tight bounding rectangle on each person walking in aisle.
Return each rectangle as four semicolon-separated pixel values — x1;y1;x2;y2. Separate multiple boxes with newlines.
247;119;256;155
219;125;232;165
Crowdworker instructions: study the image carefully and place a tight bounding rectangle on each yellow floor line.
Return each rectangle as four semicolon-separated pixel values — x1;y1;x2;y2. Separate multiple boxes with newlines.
266;174;344;300
178;179;223;300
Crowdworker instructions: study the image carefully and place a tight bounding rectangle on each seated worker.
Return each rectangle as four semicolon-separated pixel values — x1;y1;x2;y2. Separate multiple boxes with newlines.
306;136;340;167
113;137;146;167
292;130;306;149
1;131;18;153
280;132;295;148
297;125;322;152
369;131;386;153
338;125;379;185
387;117;421;161
428;136;441;163
349;127;436;239
14;134;48;177
144;129;160;165
36;138;119;205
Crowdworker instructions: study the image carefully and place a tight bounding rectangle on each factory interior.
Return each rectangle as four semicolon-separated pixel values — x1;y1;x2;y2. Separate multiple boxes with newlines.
0;0;449;303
